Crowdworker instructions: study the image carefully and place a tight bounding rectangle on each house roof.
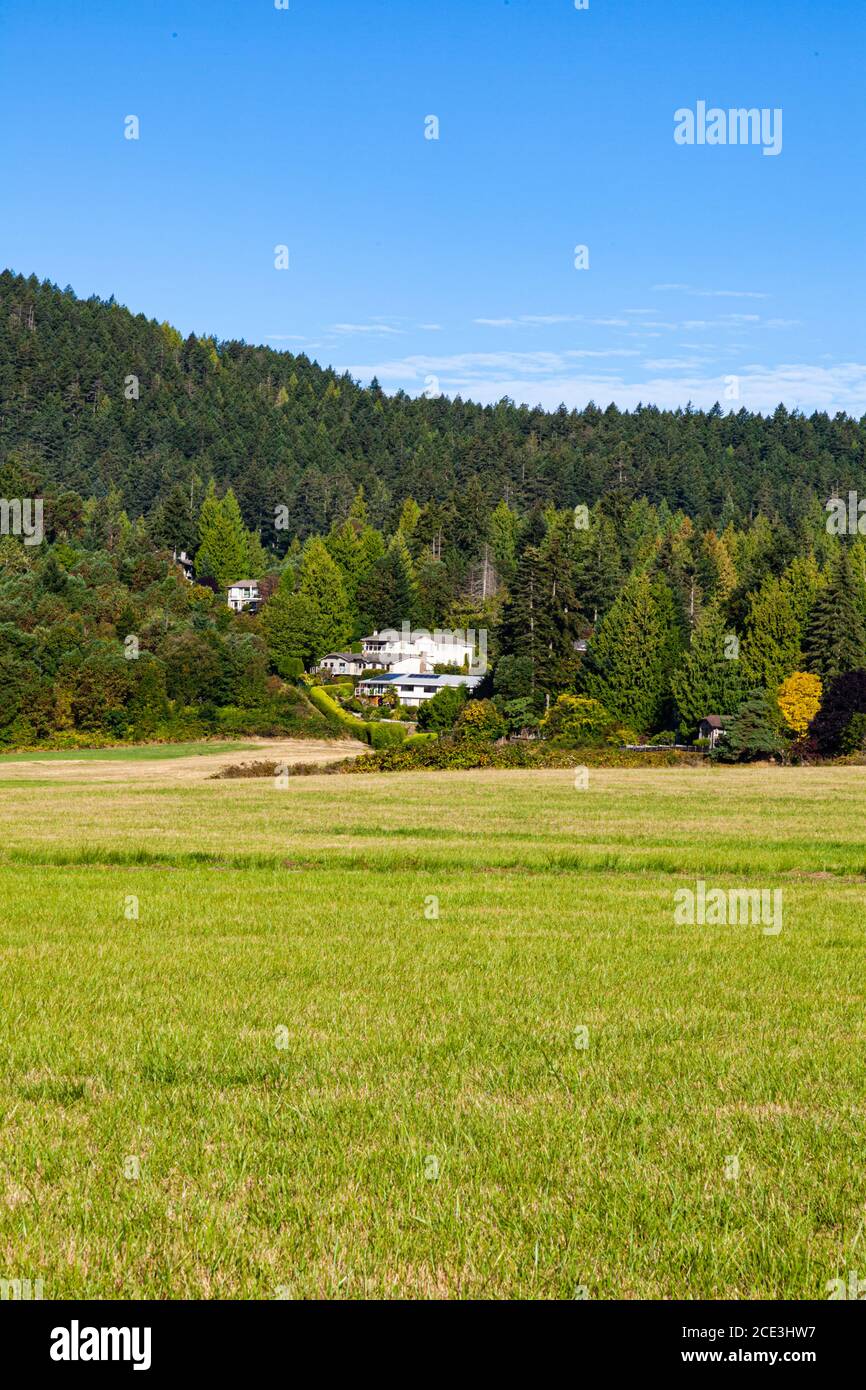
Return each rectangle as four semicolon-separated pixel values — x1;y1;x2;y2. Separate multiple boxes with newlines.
228;579;259;589
700;714;727;728
358;672;480;688
322;652;364;662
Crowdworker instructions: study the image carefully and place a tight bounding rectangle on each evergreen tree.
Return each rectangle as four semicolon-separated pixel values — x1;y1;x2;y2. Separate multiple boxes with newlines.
415;554;453;629
260;587;322;673
245;529;270;579
809;669;866;754
716;689;784;762
740;575;802;692
499;522;581;697
581;572;666;732
356;534;418;631
488;499;519;585
671;604;746;734
150;482;196;554
325;518;364;606
195;485;249;590
298;538;353;652
575;514;623;623
803;549;866;682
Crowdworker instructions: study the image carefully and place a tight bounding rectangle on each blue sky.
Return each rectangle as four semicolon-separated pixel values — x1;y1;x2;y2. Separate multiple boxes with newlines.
2;0;864;414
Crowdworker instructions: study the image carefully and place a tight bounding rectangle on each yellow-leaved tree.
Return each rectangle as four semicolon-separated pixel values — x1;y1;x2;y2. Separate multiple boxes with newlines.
777;671;822;737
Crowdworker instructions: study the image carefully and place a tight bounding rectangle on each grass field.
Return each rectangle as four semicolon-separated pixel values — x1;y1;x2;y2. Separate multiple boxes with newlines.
0;759;864;1299
0;741;260;763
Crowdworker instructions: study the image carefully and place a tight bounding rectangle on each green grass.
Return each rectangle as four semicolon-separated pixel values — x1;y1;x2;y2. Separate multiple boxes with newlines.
0;741;259;763
0;765;864;1299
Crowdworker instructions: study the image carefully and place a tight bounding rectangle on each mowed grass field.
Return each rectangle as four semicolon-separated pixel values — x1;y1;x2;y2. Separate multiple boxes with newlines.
0;760;864;1300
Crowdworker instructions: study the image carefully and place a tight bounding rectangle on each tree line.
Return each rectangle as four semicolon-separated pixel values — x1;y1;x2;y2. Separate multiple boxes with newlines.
3;270;866;755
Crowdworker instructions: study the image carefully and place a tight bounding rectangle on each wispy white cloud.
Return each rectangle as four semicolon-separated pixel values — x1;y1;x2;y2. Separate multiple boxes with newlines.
331;322;403;336
652;283;769;299
340;352;866;415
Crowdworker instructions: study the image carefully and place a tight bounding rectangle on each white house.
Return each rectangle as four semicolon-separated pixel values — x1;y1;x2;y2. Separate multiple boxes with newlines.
227;579;260;613
315;651;368;678
355;671;481;709
361;625;477;672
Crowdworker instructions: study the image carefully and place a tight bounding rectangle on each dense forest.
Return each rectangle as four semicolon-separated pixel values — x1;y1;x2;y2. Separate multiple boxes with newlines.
2;269;866;757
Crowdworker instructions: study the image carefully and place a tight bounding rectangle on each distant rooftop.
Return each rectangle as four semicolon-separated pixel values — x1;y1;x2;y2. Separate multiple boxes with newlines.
358;672;480;686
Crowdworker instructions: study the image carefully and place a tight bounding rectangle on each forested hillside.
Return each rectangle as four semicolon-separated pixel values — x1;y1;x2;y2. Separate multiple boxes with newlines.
2;269;866;757
3;270;865;539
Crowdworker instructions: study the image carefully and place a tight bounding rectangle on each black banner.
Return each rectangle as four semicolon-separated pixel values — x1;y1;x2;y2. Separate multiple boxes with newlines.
2;1299;860;1375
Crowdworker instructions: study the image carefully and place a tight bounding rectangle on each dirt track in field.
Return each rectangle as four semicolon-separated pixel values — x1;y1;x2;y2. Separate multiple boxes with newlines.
0;739;367;785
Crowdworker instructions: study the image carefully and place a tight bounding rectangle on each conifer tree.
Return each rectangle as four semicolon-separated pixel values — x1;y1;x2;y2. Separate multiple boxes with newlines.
671;604;746;733
716;689;784;762
575;514;623;623
803;549;866;681
739;575;802;691
356;534;418;632
581;572;665;731
260;586;322;672
298;538;353;652
325;519;364;604
488;499;519;585
499;521;581;697
195;485;249;590
150;482;196;554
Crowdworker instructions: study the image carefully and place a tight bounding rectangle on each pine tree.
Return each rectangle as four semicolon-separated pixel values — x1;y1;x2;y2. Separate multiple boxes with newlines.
325;518;364;606
298;538;353;652
671;604;746;734
245;529;270;579
575;514;623;623
195;485;249;590
581;572;666;732
488;499;519;584
499;521;582;697
415;554;453;629
356;535;418;632
348;486;369;530
740;576;802;691
803;549;866;681
531;521;582;694
150;482;196;554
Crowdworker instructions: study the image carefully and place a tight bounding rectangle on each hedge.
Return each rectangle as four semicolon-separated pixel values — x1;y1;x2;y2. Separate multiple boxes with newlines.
308;687;406;748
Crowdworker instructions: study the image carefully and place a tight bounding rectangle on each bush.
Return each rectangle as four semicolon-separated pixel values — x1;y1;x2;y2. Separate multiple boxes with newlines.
610;726;641;745
417;683;467;731
404;732;437;749
541;694;616;746
368;721;407;750
335;739;697;774
454;698;506;741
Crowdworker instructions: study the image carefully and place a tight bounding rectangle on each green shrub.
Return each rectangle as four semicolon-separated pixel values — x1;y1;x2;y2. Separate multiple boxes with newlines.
404;732;437;749
454;698;506;741
368;721;407;750
541;694;616;745
308;685;368;739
